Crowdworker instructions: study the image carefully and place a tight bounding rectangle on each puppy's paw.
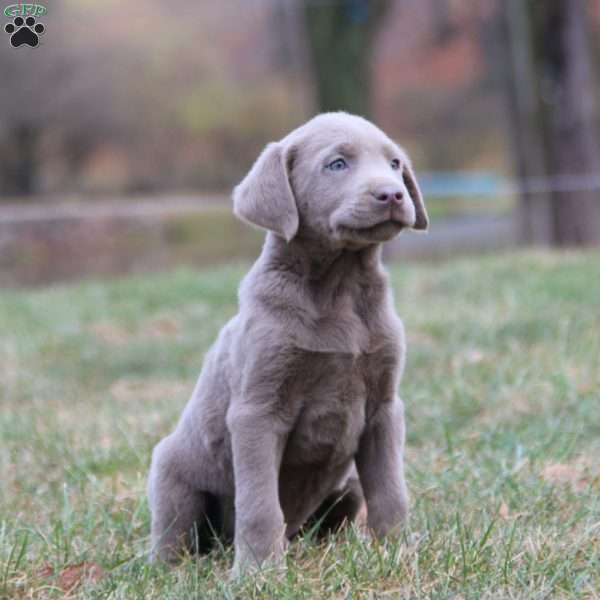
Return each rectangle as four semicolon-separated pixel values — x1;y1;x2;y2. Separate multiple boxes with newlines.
230;550;287;581
367;495;409;539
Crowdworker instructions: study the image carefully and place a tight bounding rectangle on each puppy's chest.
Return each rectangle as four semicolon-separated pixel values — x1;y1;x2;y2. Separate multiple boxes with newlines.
284;352;374;466
282;291;400;466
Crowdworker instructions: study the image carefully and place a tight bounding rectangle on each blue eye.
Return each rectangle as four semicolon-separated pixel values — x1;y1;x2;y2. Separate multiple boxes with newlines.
327;158;348;171
391;158;400;170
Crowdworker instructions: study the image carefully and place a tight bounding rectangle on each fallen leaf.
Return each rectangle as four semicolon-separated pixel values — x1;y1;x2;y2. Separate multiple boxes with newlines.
90;322;131;346
38;562;105;593
142;315;181;339
499;502;510;519
37;564;54;579
541;460;599;492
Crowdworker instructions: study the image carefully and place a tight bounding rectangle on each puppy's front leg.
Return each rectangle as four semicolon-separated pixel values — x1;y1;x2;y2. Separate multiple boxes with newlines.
356;397;409;538
228;411;286;577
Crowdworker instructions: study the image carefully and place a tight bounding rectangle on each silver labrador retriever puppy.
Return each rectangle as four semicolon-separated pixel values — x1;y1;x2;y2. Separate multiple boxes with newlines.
148;112;428;575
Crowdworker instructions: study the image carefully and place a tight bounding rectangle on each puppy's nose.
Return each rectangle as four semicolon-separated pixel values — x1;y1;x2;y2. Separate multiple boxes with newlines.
372;186;404;203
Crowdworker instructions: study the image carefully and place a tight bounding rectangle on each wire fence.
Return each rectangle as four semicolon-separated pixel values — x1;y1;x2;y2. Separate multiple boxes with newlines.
419;172;600;198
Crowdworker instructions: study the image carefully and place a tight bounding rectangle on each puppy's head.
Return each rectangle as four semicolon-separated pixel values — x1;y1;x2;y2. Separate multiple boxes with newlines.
233;112;428;248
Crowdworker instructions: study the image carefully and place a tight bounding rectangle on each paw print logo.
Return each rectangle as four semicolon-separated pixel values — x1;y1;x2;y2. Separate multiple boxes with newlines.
4;15;45;47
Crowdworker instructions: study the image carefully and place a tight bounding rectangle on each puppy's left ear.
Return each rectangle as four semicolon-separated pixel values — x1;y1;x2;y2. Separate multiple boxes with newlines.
403;163;429;231
233;142;299;242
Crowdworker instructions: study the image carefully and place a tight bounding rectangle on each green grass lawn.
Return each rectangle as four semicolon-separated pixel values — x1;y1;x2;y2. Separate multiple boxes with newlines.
1;251;599;598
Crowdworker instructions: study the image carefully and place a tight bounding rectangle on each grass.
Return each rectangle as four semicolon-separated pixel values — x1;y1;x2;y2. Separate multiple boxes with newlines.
1;250;599;598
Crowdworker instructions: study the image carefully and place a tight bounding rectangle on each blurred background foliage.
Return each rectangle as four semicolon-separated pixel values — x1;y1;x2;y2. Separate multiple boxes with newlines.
0;0;535;195
1;0;600;286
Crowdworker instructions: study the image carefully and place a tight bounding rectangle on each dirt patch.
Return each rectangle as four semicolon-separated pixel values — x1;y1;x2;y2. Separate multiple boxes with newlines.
541;457;600;492
36;562;105;596
109;377;190;403
90;314;184;346
89;322;132;346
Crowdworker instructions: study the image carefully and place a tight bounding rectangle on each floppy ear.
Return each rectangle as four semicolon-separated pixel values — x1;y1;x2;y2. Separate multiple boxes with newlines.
403;163;429;231
233;142;299;242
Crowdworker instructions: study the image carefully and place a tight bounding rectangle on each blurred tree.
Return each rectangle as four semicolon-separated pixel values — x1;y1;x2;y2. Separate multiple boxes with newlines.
0;3;128;196
0;0;311;197
499;0;552;244
501;0;600;246
303;0;390;116
531;0;600;246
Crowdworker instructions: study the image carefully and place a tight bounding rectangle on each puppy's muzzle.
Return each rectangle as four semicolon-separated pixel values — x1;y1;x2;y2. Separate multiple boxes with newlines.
367;184;415;229
370;185;404;204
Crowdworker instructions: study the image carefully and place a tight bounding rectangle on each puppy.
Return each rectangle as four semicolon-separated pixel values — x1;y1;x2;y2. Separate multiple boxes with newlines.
147;112;429;576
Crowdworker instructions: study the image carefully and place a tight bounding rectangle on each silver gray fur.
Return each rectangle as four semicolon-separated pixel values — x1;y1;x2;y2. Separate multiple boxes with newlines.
147;112;429;576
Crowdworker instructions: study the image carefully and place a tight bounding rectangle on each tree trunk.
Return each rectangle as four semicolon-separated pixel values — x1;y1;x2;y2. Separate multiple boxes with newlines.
498;0;552;244
498;0;600;246
530;0;600;246
303;0;390;116
1;123;39;195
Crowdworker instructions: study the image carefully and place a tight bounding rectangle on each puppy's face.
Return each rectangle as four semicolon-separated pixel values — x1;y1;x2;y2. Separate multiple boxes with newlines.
289;115;427;247
233;113;428;248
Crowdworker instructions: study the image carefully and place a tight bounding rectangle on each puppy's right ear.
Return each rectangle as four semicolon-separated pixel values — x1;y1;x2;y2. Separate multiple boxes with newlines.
233;142;299;242
403;163;429;232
